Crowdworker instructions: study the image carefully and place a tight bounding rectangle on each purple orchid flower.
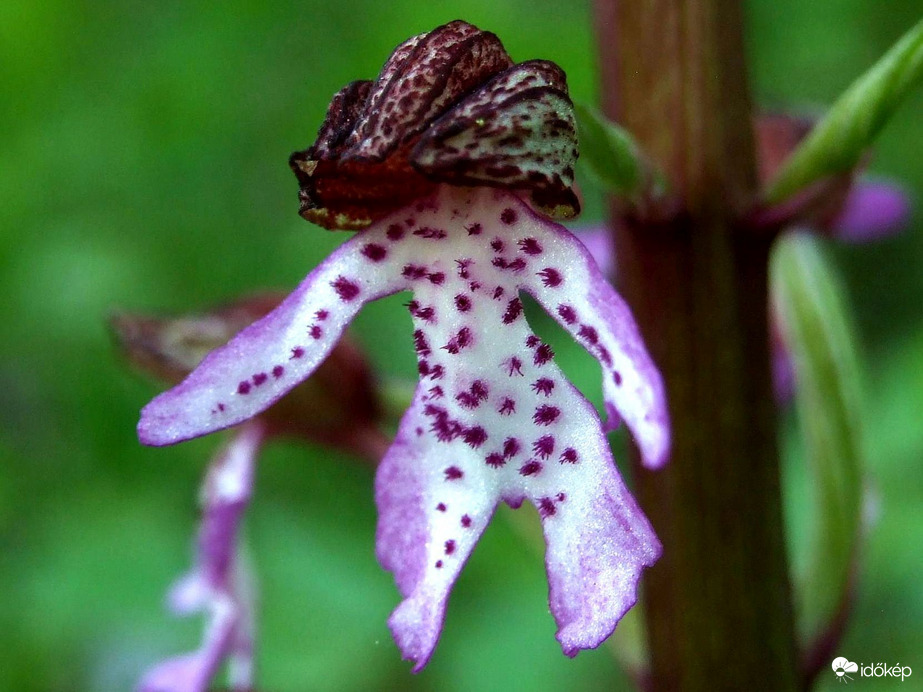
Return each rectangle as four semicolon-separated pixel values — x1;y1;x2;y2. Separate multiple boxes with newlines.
113;296;385;691
138;20;670;672
138;421;262;692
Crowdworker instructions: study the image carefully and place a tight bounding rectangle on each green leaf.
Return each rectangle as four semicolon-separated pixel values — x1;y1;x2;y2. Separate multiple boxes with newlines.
770;233;865;644
766;18;923;203
573;102;645;198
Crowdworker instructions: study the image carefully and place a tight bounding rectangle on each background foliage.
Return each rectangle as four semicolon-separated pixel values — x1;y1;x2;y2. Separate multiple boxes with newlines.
1;1;921;690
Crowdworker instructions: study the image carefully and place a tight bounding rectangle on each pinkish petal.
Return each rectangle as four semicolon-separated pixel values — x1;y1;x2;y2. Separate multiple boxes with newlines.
138;596;239;692
569;225;615;277
831;179;911;242
376;395;496;671
138;652;211;692
139;424;263;692
372;185;663;668
138;233;409;446
540;430;660;654
516;203;670;468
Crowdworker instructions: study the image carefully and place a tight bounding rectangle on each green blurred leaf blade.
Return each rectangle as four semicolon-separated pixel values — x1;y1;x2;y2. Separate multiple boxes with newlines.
771;233;866;645
766;19;923;203
574;102;645;198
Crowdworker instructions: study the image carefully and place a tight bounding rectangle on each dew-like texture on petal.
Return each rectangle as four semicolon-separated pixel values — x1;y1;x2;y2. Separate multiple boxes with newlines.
513;202;671;469
540;416;660;654
376;397;497;672
137;231;410;446
138;425;262;692
364;186;663;668
831;179;911;242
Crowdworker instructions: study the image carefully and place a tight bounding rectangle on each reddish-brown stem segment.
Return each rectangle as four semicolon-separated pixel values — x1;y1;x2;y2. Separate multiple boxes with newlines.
595;1;801;689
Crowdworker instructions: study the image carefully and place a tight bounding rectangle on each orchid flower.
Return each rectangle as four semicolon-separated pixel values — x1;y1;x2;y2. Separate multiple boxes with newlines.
114;296;383;692
138;20;670;672
137;420;262;692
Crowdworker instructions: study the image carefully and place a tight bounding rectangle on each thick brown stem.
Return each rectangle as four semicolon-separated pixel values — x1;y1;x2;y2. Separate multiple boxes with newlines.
594;1;801;689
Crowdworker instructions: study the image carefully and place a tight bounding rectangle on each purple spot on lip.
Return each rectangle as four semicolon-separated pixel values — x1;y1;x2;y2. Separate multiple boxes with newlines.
502;298;523;324
538;497;556;518
490;238;504;252
534;343;554;366
503;437;521;458
506;357;523;376
237;381;251;395
386;223;405;240
518;237;542;255
498;397;516;415
272;365;285;378
315;309;329;321
444;327;473;354
500;208;517;224
533;435;555;458
331;276;361;301
466;222;482;235
436;503;447;512
444;540;456;555
560;448;578;464
309;325;323;339
557;304;577;324
492;286;504;300
454;294;472;312
435;560;443;568
461;515;472;527
470;380;488;400
614;371;623;385
444;466;464;481
217;403;225;411
361;243;387;261
413;329;431;356
402;264;429;280
578;324;599;344
519;460;542;476
252;373;268;386
414;226;447;240
290;347;304;359
428;272;446;285
407;300;436;323
532;378;555;396
538;267;562;287
463;426;488;448
485;452;506;468
533;405;561;425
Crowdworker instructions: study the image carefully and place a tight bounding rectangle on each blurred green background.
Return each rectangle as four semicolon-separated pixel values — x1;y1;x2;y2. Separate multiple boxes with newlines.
2;1;921;690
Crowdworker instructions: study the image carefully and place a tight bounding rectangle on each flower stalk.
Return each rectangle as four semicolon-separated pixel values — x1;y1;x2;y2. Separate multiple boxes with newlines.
596;1;800;688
